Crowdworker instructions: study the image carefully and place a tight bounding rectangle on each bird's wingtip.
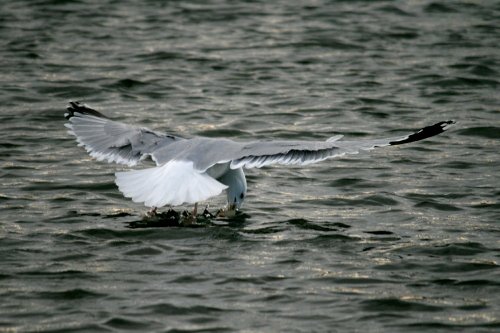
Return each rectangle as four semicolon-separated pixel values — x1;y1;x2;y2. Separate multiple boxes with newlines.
389;120;455;146
65;101;108;120
441;120;456;131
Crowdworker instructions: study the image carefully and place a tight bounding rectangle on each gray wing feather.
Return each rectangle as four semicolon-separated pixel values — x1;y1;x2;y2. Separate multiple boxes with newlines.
229;140;361;169
229;140;336;169
65;102;183;166
150;137;344;171
177;121;454;171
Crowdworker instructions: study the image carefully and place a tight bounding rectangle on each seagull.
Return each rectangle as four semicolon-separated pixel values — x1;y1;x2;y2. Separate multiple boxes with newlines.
65;102;454;216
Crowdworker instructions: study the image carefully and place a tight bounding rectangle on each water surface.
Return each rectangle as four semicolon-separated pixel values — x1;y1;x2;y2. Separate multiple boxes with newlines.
1;1;499;332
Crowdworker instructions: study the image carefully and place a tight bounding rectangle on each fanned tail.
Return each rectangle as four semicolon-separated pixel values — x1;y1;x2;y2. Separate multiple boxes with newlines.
115;160;228;207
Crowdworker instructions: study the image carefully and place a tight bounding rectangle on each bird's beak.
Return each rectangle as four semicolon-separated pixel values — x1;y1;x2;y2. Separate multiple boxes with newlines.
228;198;239;211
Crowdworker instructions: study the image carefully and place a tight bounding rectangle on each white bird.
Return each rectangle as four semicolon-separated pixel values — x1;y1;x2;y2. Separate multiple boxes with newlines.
65;102;454;216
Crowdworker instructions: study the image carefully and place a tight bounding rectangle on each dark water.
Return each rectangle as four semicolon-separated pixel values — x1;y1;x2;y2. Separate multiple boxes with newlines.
1;0;499;332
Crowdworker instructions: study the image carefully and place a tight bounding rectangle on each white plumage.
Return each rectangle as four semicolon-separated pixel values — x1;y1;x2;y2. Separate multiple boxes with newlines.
115;161;227;207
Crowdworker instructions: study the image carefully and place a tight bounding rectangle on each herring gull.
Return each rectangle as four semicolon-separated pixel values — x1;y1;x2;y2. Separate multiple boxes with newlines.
65;102;454;215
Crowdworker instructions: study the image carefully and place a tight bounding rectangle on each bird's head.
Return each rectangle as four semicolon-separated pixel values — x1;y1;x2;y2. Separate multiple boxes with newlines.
224;168;247;211
228;191;246;211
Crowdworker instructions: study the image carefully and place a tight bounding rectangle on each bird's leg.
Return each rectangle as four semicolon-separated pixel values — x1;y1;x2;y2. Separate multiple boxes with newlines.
192;202;198;217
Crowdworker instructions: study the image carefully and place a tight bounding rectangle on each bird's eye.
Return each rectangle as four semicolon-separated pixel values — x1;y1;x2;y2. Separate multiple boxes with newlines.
240;193;244;199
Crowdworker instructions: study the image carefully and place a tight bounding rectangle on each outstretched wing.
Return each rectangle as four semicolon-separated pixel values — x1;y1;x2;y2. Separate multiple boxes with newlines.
179;121;454;171
230;121;455;169
65;102;183;166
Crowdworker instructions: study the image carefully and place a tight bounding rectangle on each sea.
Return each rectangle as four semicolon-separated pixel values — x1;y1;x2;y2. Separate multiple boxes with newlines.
1;0;499;332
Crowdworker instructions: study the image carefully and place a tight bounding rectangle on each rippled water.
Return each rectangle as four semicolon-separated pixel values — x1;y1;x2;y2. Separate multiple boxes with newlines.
1;0;499;332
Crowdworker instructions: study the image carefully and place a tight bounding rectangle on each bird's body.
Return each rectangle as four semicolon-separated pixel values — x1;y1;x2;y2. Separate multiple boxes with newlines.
65;102;454;213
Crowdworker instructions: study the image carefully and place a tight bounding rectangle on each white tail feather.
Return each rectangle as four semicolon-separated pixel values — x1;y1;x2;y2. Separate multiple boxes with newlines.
115;160;227;207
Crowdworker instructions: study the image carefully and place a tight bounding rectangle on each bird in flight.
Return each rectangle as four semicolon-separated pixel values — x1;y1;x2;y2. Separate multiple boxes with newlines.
65;102;454;217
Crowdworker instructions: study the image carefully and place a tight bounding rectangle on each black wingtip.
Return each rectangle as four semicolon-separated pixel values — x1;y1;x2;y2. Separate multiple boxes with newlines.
65;101;108;120
389;120;455;146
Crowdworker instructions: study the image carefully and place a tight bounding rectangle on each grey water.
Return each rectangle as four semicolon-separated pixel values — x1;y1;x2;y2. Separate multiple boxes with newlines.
1;0;499;332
